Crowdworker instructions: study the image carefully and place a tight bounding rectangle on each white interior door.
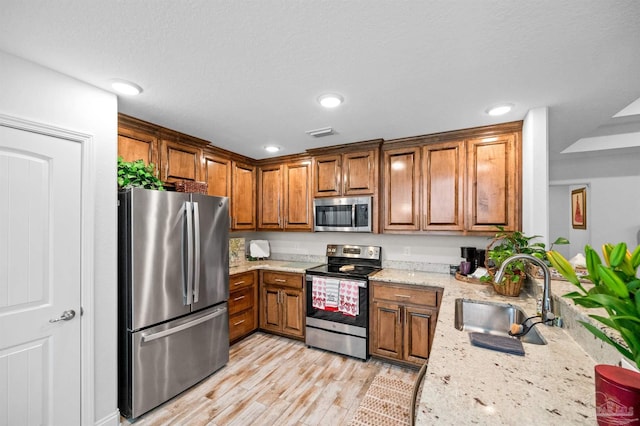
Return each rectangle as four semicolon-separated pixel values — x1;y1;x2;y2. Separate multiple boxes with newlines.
0;124;81;426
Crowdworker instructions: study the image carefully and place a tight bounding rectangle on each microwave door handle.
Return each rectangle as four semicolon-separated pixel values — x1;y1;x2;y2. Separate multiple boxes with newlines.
351;204;356;227
192;201;200;303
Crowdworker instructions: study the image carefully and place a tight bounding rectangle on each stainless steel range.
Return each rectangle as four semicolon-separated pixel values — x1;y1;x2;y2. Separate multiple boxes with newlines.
305;244;382;360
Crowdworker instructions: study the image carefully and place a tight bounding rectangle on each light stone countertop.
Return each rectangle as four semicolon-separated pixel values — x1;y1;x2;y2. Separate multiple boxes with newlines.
371;268;598;425
229;260;322;275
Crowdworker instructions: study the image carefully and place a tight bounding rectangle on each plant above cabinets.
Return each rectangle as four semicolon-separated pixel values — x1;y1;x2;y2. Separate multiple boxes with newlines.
117;156;164;190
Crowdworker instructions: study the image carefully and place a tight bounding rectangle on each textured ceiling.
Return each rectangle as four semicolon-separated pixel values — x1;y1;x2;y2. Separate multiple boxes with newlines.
1;1;639;160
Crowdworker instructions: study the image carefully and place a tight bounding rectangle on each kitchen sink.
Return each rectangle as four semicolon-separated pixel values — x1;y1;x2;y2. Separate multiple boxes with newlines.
454;298;547;345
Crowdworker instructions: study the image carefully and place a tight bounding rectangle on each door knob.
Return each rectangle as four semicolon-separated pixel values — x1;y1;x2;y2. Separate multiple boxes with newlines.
49;309;76;323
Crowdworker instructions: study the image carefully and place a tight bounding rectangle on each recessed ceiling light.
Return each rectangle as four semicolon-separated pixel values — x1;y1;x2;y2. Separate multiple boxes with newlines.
264;145;280;153
486;104;513;116
318;93;344;108
111;79;143;96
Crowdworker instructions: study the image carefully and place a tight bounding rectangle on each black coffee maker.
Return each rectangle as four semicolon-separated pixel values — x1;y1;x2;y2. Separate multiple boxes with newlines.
460;247;476;275
460;247;486;275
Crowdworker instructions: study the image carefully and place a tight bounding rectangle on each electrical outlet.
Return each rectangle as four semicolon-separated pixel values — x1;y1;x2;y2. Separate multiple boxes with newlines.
403;247;411;256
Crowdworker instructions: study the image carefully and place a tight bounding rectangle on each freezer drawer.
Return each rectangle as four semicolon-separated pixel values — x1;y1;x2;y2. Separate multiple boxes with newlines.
119;304;229;419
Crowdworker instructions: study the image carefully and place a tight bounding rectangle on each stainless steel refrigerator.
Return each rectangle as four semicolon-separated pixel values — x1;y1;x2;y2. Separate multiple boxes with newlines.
117;188;230;419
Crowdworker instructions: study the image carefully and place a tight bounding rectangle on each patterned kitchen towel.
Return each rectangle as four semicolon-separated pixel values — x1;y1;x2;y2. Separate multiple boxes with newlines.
339;280;359;316
312;276;326;310
324;278;340;311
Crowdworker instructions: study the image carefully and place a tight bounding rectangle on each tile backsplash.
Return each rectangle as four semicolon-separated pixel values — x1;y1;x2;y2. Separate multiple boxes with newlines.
229;238;245;266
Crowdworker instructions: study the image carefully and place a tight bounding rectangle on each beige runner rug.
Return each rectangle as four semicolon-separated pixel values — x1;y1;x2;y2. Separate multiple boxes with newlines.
348;374;414;425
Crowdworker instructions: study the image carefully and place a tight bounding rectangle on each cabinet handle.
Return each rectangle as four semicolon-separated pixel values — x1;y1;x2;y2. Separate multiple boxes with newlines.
233;295;246;301
233;281;245;286
275;278;287;283
395;294;412;298
233;319;246;326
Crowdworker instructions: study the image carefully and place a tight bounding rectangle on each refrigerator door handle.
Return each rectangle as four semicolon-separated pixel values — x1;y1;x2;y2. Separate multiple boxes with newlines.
185;201;194;305
192;201;201;303
140;307;227;343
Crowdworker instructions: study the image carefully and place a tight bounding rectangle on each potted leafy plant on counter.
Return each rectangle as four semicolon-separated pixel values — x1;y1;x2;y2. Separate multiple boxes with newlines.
117;156;164;190
481;226;568;296
547;243;640;425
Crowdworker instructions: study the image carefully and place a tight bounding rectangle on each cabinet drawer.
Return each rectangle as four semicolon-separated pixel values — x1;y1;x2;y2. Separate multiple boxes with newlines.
229;286;254;315
371;283;439;307
261;271;303;289
229;309;255;342
230;271;256;291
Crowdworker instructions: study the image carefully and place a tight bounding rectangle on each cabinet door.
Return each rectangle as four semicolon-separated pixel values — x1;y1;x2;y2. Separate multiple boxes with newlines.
204;153;231;198
258;165;283;230
467;133;520;232
281;288;305;338
160;139;202;183
403;306;437;365
370;300;403;360
118;127;158;167
313;154;341;197
284;161;312;230
343;150;377;195
260;285;281;332
422;141;465;231
383;147;420;231
231;162;256;230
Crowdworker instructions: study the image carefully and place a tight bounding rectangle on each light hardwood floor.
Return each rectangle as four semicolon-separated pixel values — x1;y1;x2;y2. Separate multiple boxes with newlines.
123;332;418;426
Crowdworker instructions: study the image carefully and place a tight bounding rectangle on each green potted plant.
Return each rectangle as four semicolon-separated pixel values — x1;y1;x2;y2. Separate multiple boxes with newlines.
117;156;164;190
482;226;568;296
546;243;640;424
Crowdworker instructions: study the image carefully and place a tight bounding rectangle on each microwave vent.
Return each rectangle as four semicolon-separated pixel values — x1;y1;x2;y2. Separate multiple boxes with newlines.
305;127;335;137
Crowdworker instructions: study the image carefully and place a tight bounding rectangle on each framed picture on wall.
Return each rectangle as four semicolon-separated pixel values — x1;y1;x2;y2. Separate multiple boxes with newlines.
571;187;587;229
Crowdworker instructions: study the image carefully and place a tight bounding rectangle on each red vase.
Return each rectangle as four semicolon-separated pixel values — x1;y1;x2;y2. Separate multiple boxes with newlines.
595;364;640;425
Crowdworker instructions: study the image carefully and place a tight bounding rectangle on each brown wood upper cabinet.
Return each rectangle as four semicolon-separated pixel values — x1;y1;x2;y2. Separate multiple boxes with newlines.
383;122;521;234
117;125;158;167
203;152;231;198
313;149;378;197
159;138;203;184
382;146;421;231
231;161;257;230
258;158;312;231
466;133;519;232
422;141;465;231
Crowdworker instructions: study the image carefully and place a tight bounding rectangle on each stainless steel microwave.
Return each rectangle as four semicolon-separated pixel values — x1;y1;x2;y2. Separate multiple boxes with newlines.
313;196;372;232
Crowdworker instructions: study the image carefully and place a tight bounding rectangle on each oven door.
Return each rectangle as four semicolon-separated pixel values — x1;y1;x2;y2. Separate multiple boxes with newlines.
305;274;368;329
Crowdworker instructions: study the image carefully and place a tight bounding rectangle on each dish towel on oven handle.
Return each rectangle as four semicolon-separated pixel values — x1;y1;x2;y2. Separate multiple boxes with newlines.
324;278;340;311
311;276;326;310
339;280;359;316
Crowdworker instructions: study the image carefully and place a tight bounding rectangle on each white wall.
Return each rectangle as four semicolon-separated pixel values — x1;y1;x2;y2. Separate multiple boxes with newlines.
0;51;118;425
522;107;549;246
550;147;640;257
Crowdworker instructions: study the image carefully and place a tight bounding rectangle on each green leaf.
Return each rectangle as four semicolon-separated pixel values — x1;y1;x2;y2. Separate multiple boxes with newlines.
547;250;582;288
552;237;570;245
609;242;627;268
631;245;640;269
585;245;601;284
598;265;630;299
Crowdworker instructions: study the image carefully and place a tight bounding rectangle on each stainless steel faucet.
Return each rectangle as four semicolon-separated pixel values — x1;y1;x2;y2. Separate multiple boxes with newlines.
494;253;554;323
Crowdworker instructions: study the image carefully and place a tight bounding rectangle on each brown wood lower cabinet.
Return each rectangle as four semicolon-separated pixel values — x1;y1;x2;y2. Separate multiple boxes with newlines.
370;281;441;367
229;271;258;343
259;270;305;339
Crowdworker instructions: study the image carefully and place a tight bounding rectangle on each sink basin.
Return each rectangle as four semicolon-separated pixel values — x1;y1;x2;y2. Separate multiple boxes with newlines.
454;298;547;345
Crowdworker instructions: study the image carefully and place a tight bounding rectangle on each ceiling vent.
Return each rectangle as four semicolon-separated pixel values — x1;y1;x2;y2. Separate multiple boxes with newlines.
305;127;335;137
